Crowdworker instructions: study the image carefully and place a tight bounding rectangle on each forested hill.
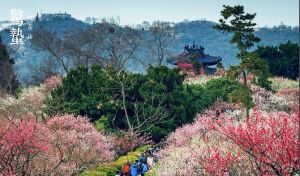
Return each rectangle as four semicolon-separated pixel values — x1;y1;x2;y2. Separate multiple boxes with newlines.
0;14;298;84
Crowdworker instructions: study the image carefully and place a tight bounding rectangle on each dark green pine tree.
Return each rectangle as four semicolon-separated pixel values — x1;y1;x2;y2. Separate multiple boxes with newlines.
214;5;260;86
0;36;19;94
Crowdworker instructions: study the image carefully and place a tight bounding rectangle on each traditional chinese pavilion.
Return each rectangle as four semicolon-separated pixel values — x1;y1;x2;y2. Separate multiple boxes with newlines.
168;43;222;74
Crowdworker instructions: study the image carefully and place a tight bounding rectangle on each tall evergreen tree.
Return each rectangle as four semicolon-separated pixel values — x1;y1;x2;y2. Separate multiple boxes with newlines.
0;36;19;94
214;5;261;86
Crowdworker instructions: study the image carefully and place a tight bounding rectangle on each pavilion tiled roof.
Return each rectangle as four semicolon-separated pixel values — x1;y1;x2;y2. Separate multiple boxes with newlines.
168;43;222;66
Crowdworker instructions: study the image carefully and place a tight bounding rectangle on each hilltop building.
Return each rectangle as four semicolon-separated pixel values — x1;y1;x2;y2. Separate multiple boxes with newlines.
168;42;222;74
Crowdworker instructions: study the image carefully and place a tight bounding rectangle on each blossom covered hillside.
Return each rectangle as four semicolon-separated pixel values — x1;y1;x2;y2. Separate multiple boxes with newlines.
0;113;114;175
0;76;116;175
150;76;299;176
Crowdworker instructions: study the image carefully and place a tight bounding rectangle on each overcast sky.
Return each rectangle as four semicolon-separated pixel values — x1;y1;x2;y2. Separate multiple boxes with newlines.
0;0;298;27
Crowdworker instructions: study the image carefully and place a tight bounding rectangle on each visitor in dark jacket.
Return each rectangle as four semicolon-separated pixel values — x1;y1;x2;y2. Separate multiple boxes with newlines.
138;154;147;164
130;161;138;176
137;160;143;176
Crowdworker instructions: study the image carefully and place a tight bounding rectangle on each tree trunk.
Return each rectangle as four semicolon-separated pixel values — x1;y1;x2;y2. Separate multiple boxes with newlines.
243;70;250;118
243;70;247;86
240;49;250;119
121;82;132;130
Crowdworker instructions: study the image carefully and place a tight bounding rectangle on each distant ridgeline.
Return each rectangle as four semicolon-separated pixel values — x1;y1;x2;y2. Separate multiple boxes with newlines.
168;43;222;74
0;13;298;84
40;13;71;19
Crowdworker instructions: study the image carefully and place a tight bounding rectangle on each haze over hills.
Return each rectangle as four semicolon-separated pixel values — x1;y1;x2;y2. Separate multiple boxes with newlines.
0;13;298;84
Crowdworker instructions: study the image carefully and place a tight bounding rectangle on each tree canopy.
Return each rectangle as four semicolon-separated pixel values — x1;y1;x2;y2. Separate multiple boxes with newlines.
254;41;299;80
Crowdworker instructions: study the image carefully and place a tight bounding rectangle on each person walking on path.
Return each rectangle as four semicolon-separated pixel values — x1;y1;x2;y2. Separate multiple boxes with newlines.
147;156;154;169
123;161;130;176
130;161;138;176
138;153;147;164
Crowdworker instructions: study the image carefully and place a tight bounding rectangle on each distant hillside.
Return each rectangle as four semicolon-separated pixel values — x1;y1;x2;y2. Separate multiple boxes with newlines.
0;14;298;84
0;13;89;84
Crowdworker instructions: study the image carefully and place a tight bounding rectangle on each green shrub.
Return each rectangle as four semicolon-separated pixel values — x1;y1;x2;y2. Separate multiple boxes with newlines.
145;170;157;176
226;52;272;90
126;151;140;157
184;84;214;114
94;115;111;132
204;78;253;108
47;65;207;142
135;145;151;153
95;165;118;176
255;75;272;91
46;65;107;121
114;155;137;170
228;87;254;109
242;53;272;90
205;78;243;101
81;170;107;176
